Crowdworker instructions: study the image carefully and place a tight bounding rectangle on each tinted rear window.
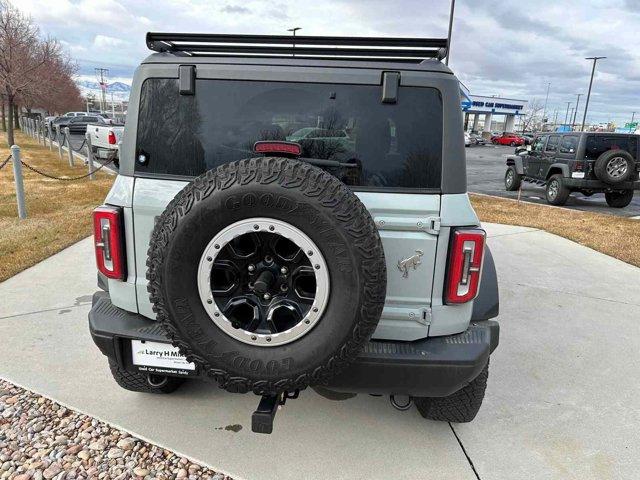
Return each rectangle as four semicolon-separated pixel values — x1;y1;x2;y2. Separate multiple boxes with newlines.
585;135;638;160
135;79;443;189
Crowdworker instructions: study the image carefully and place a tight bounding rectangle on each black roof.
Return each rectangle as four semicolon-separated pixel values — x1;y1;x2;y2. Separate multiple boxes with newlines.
145;32;448;63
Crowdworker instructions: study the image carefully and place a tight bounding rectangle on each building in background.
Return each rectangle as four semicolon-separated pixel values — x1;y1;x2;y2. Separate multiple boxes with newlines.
461;94;527;134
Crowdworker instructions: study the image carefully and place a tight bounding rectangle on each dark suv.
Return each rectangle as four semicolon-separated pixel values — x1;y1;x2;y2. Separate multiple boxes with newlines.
505;132;640;207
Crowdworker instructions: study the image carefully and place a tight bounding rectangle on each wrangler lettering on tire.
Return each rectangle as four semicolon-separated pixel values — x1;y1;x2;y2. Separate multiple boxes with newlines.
147;157;386;396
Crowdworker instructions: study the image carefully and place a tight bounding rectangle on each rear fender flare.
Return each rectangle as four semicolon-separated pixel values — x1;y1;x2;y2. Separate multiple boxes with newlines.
471;246;499;321
546;163;570;180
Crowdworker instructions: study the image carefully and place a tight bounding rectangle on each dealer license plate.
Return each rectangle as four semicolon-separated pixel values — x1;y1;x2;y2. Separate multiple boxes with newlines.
131;340;196;376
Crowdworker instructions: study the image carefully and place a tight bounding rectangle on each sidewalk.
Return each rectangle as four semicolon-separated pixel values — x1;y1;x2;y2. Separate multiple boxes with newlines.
1;223;639;480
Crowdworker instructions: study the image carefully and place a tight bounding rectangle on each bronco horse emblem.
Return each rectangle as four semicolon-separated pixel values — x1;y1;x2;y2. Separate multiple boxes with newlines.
397;250;424;278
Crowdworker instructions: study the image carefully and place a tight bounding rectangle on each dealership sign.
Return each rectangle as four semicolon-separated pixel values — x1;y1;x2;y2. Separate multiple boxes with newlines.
463;95;527;115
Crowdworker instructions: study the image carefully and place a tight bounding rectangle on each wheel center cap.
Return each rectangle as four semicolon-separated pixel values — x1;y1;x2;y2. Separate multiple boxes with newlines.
253;269;275;295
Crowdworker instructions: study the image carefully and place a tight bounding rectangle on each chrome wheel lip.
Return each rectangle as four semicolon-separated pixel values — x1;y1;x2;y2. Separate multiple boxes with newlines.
197;218;330;347
606;157;628;178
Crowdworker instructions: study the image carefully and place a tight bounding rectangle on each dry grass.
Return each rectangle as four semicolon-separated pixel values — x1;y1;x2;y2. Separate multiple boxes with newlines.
0;131;114;282
470;193;640;267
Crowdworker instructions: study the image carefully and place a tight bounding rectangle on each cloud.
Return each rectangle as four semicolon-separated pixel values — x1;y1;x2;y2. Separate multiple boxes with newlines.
220;5;251;14
93;35;126;49
10;0;640;124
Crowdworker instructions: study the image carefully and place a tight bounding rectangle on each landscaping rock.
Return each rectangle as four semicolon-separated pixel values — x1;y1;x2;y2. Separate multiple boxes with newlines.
0;379;231;480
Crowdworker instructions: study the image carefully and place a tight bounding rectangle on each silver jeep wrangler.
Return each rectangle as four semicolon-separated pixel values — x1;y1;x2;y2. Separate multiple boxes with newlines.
89;32;499;433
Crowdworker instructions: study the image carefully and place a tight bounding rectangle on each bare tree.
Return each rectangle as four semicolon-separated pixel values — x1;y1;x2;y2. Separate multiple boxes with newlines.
22;45;82;114
0;1;62;145
519;99;544;133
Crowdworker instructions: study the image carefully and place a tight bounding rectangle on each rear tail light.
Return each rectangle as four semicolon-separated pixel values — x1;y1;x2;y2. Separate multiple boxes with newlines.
253;141;301;157
445;228;486;304
93;205;126;280
107;131;116;145
574;160;585;172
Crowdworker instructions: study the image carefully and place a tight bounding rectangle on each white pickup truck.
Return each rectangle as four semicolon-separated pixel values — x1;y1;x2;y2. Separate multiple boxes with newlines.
88;123;125;165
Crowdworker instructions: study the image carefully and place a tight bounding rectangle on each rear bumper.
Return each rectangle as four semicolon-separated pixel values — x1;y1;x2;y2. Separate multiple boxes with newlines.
563;178;640;190
89;292;499;398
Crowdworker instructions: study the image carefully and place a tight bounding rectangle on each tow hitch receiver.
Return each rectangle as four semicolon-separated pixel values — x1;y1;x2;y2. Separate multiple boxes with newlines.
251;390;299;434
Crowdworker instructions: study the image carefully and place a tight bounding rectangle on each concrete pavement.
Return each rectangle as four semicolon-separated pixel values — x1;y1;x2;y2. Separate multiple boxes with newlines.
1;223;639;479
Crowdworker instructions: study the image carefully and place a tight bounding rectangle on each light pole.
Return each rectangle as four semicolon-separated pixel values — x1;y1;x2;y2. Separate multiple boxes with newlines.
287;27;302;57
445;0;456;66
569;107;574;128
564;102;571;126
581;56;606;131
542;82;550;128
571;93;582;130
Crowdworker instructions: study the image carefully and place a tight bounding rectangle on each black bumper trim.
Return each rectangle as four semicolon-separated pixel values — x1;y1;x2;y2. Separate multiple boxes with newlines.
89;292;499;398
563;178;640;190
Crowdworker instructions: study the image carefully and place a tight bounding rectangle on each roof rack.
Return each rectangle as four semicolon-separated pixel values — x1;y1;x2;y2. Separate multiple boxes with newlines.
146;32;448;63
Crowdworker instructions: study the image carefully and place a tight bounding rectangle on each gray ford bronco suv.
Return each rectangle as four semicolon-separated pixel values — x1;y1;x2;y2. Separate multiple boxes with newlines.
88;32;499;433
506;132;640;207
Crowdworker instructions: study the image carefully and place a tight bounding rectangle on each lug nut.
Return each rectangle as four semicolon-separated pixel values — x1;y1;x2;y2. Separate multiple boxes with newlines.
280;266;288;275
263;293;271;301
264;255;273;264
248;264;255;272
280;284;288;292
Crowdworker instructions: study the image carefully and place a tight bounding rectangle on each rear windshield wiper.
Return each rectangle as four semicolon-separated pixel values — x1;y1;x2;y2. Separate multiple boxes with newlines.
298;157;359;168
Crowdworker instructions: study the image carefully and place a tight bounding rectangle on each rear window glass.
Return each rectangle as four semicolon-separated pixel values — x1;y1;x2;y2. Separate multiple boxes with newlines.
585;135;638;160
559;136;578;154
545;136;559;152
532;135;546;152
135;79;443;189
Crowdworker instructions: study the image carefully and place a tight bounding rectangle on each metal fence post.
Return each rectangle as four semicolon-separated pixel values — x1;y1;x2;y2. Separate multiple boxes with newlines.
10;145;27;219
47;123;53;150
65;127;74;167
55;125;63;159
85;131;95;180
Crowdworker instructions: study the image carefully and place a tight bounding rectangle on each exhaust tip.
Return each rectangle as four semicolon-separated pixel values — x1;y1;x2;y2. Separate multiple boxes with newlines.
146;374;169;388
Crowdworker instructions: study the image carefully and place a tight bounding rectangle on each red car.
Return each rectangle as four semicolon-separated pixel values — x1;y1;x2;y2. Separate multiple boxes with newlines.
492;133;525;146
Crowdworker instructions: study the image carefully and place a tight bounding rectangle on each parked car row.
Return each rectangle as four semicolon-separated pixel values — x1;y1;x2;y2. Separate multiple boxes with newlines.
38;111;125;166
491;132;525;146
45;112;123;135
464;131;487;147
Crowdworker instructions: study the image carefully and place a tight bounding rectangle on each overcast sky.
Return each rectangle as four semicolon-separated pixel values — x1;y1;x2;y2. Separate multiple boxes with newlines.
15;0;640;125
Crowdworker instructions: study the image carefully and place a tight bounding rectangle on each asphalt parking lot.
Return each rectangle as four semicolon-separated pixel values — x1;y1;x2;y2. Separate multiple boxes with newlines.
466;144;640;217
1;223;639;480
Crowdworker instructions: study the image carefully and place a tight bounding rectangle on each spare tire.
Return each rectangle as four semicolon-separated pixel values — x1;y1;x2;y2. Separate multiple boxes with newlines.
594;150;634;184
147;157;386;395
